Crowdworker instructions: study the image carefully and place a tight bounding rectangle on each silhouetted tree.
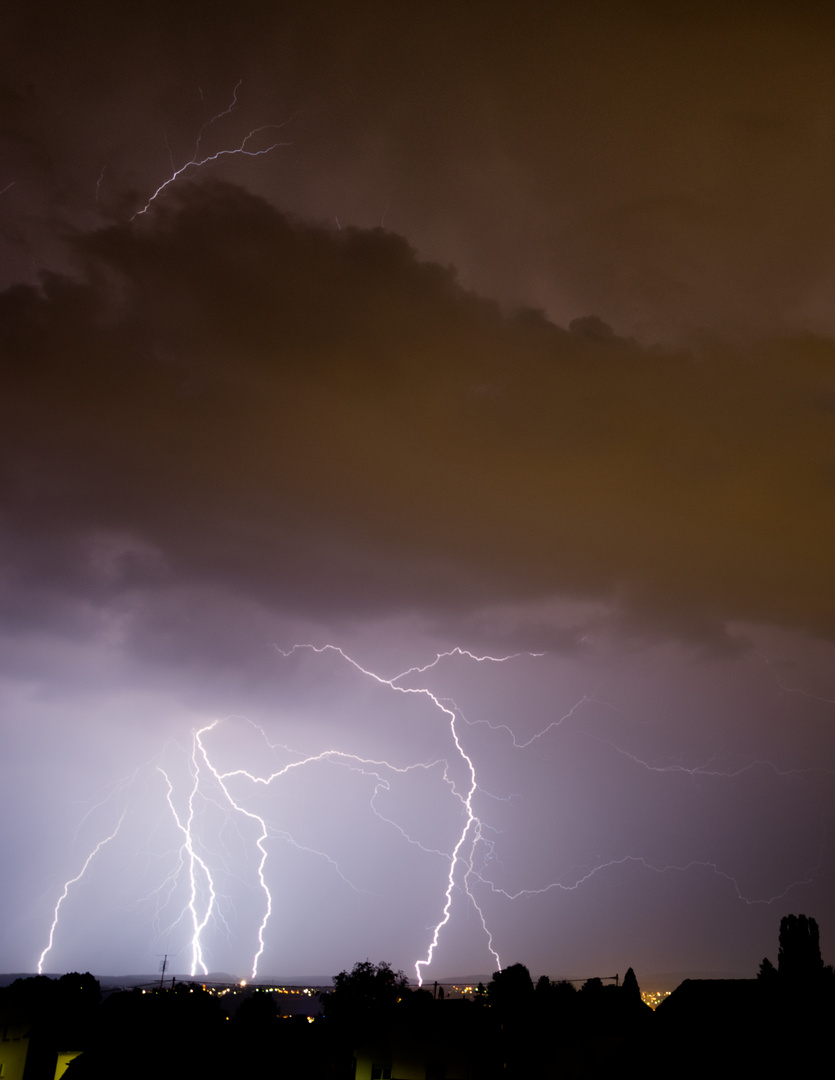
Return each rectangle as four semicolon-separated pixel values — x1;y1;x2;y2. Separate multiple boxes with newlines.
323;960;408;1030
485;965;536;1076
778;914;823;981
622;966;641;1003
487;963;534;1011
332;960;408;1005
5;973;60;1014
758;956;778;982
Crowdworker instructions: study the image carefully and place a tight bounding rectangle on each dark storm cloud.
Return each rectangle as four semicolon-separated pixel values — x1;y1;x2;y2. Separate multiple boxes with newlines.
6;3;835;337
2;182;834;659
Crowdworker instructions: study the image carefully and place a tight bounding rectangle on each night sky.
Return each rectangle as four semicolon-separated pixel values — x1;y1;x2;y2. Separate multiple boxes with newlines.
3;1;835;985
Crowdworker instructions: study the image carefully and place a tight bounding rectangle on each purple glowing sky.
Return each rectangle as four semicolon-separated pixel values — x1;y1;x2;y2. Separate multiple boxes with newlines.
2;1;835;983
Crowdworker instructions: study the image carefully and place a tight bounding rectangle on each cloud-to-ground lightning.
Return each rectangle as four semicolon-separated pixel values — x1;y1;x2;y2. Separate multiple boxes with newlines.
132;81;290;219
37;812;126;973
157;761;218;977
35;643;832;982
274;644;531;983
34;645;539;980
193;723;273;979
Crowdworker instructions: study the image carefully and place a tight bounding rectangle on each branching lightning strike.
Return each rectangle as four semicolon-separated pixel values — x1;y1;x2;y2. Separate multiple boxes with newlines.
132;80;289;219
37;812;126;974
36;643;827;982
275;644;515;983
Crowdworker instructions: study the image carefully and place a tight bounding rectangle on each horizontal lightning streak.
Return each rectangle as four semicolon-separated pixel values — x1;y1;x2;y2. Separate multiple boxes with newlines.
473;852;820;906
587;734;835;779
216;716;457;862
132;128;289;219
757;651;835;707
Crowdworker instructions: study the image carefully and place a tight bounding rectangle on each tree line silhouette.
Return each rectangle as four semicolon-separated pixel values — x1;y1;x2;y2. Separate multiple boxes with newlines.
1;914;831;1079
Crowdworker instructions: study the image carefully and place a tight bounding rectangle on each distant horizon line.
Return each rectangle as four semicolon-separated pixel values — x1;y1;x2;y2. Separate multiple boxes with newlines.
1;967;751;991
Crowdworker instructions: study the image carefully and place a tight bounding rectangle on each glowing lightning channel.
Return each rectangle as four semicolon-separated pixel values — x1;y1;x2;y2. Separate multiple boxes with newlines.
189;723;441;978
193;722;273;980
587;734;835;780
37;640;829;983
132;80;290;219
37;812;126;973
218;730;454;859
275;644;543;984
457;689;604;750
757;650;835;707
157;762;217;977
36;645;549;979
472;852;821;907
374;646;829;952
153;734;368;979
193;79;242;155
207;727;467;978
132;127;289;218
389;646;544;678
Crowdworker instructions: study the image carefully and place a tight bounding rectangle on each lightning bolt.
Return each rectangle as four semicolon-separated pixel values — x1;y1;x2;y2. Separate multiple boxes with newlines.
132;80;290;219
473;852;822;906
152;720;392;980
219;722;453;858
274;644;542;983
757;650;835;707
157;760;218;977
193;79;242;155
193;722;273;979
458;688;604;749
37;812;126;973
35;641;831;983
